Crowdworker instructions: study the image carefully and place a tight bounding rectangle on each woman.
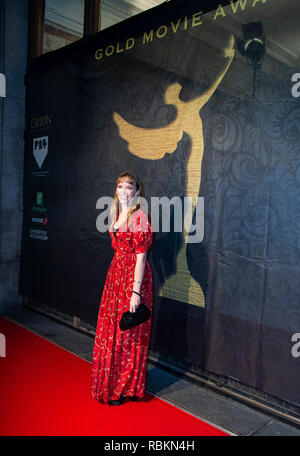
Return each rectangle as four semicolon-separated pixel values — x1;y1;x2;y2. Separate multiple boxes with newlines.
91;171;153;405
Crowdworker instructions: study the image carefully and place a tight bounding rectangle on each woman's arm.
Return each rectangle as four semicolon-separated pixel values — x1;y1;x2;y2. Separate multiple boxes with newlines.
130;252;147;312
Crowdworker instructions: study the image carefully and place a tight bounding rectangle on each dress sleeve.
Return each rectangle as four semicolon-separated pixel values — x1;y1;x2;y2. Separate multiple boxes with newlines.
132;211;153;254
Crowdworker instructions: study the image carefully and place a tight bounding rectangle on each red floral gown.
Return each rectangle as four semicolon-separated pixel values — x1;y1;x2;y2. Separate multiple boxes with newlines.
91;209;153;403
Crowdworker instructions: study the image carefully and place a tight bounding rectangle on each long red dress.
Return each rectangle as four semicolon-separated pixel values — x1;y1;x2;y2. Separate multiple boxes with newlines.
91;209;153;403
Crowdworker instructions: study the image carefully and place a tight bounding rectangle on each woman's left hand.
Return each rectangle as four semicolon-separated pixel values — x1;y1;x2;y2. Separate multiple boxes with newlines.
130;293;141;313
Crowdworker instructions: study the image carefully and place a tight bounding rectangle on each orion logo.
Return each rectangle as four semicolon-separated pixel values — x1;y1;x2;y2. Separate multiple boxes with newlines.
31;114;52;129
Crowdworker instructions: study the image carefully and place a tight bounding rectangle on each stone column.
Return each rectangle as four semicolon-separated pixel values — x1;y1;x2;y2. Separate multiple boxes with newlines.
0;0;29;311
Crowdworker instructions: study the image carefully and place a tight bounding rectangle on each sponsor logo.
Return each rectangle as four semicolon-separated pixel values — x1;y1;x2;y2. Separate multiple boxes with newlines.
30;114;52;129
33;136;48;169
30;193;48;240
32;216;48;225
33;191;47;213
29;228;48;241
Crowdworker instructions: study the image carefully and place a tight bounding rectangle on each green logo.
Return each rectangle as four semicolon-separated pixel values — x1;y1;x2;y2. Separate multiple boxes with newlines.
33;191;46;213
36;192;43;206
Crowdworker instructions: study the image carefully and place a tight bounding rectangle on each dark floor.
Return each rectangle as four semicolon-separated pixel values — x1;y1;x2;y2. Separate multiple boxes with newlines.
1;303;300;436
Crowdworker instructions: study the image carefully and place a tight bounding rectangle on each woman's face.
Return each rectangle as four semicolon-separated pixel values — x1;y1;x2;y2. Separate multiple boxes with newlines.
117;179;137;206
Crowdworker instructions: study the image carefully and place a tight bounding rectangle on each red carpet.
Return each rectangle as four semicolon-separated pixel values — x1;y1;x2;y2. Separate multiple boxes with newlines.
0;316;229;436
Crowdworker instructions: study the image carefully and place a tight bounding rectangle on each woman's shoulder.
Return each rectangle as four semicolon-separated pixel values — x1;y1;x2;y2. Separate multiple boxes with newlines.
129;208;150;229
137;207;149;217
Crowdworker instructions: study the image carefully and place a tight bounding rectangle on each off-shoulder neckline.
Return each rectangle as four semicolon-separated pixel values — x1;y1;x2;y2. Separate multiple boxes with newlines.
111;209;148;232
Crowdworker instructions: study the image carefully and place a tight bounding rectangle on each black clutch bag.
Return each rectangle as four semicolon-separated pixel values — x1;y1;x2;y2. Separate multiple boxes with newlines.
119;292;151;330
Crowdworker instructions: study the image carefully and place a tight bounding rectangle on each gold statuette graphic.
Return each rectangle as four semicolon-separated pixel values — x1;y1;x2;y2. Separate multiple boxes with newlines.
114;37;235;307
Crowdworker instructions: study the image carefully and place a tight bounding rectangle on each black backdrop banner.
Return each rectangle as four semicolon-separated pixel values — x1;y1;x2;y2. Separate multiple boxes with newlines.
20;0;300;407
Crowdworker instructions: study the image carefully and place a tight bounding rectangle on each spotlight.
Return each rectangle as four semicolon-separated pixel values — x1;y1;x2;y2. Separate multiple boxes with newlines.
237;21;265;66
237;21;265;98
